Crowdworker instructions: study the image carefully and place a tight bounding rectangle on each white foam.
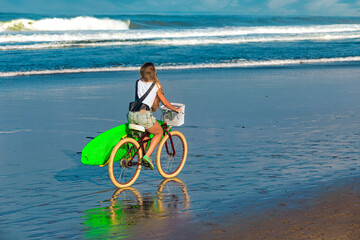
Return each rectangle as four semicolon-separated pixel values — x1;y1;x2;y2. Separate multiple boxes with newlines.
1;56;359;77
0;66;138;77
0;129;32;134
1;24;359;43
0;16;130;32
1;32;360;50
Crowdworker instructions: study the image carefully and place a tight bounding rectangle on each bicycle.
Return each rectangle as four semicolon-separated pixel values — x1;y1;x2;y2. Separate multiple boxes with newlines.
108;108;188;188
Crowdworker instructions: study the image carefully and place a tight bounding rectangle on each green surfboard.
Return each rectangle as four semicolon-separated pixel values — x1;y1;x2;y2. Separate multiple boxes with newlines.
81;123;129;166
81;121;162;166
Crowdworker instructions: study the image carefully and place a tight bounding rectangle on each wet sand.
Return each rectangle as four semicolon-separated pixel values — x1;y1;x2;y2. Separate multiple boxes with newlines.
201;179;360;240
127;177;360;240
0;64;360;239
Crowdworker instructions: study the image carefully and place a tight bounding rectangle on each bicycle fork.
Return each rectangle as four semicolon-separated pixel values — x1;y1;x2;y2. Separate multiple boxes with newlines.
164;133;176;157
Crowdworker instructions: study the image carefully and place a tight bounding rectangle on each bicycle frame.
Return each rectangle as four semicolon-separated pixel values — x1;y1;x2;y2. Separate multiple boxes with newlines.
125;122;175;167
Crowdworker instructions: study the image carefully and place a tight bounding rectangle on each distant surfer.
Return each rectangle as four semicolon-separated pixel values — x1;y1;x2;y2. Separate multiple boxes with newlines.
127;62;181;170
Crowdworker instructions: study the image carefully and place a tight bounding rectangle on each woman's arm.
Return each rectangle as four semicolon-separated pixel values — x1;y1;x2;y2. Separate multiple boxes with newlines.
157;88;180;112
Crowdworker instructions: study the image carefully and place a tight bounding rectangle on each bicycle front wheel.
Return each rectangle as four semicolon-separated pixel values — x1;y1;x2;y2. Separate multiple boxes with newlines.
156;131;187;178
108;138;142;188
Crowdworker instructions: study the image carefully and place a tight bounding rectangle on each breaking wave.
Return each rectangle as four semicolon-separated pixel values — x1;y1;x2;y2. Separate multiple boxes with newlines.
1;24;359;42
0;16;130;31
1;23;359;50
1;56;360;77
1;33;360;50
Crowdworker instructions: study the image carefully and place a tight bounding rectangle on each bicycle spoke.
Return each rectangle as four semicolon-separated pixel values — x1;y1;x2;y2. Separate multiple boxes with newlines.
109;139;141;187
118;164;127;182
161;135;183;174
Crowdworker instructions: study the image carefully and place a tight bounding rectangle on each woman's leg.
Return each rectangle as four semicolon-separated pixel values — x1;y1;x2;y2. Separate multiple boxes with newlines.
145;121;163;157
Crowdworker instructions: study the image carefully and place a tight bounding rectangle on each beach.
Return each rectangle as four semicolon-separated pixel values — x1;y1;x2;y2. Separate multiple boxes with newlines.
200;179;360;240
0;64;359;239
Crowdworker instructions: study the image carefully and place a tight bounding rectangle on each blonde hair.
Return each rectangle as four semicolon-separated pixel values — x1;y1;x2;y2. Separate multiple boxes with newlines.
140;62;162;111
140;62;159;84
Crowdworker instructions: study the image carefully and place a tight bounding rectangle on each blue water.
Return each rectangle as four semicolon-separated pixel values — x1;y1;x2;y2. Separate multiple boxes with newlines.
1;12;360;239
1;14;360;76
1;66;360;239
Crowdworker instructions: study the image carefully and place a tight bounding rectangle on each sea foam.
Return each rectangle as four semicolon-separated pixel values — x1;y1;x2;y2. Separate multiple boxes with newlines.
1;24;359;43
2;33;360;50
1;56;359;77
0;16;130;31
1;23;359;50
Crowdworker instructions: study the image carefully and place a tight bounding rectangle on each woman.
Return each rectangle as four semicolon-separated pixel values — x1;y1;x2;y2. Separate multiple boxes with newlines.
128;62;180;170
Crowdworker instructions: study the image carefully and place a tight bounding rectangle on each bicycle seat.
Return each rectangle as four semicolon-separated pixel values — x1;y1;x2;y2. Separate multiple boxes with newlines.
128;123;145;132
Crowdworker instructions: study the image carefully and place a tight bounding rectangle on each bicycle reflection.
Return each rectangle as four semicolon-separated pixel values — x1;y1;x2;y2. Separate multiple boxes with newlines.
82;178;189;239
155;178;190;213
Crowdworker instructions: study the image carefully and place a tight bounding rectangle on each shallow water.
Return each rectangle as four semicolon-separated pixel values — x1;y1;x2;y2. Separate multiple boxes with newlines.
0;65;360;239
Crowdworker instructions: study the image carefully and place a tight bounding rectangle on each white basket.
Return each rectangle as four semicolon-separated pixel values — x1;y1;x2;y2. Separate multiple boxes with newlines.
160;103;185;126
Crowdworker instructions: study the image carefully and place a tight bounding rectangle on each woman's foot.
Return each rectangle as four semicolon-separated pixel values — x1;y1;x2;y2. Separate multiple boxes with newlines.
142;155;154;170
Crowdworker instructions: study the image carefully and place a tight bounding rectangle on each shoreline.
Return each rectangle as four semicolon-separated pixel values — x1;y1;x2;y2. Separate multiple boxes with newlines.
1;58;360;77
128;176;360;240
201;177;360;240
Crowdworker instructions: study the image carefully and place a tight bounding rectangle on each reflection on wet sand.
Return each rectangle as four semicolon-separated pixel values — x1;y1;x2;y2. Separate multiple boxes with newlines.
82;178;189;239
156;178;190;213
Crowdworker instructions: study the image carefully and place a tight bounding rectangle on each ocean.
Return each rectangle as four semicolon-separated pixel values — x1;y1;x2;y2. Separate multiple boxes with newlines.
1;13;360;76
1;13;360;239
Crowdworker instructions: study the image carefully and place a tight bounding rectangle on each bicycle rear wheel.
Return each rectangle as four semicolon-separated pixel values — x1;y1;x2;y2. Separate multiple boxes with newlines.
108;138;142;188
156;131;187;178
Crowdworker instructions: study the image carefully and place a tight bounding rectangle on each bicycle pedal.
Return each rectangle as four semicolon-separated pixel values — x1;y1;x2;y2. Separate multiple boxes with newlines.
142;161;154;170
